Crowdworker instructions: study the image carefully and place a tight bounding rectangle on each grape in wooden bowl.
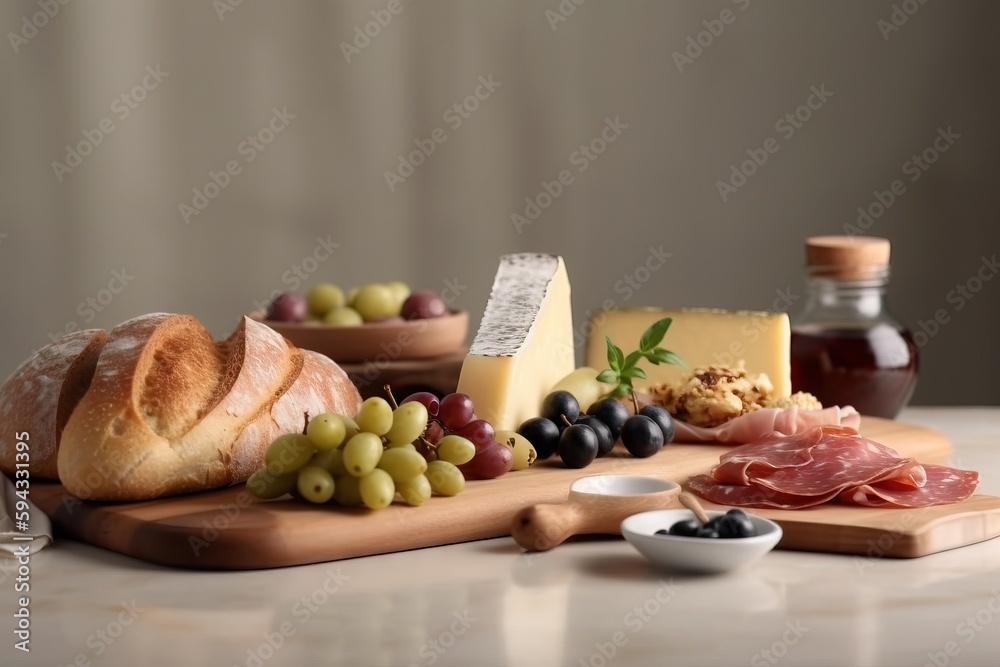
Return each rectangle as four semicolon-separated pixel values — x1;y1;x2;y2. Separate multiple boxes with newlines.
252;285;468;364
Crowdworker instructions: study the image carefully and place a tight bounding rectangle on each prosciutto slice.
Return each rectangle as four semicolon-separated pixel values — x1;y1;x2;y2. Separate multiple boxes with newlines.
671;406;861;444
688;426;978;510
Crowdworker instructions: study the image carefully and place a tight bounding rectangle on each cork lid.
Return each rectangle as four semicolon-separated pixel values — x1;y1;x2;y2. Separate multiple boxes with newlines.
805;236;890;279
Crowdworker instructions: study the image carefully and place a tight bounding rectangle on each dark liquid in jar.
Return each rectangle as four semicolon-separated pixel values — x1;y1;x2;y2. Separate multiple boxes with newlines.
790;324;918;419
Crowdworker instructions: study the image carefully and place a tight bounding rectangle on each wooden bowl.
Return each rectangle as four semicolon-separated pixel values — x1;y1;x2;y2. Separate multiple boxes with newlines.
250;310;469;364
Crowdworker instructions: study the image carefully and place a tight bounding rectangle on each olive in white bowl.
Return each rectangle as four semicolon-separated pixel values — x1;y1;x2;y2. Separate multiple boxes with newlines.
621;509;782;574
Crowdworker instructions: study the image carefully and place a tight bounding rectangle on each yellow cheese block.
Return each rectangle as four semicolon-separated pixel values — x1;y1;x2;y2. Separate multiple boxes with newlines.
457;254;575;431
583;308;791;397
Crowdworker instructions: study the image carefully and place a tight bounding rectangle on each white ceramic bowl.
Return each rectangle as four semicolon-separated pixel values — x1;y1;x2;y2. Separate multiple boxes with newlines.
621;509;782;574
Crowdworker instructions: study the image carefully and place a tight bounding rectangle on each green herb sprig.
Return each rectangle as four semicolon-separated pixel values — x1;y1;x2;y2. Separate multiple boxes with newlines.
597;317;685;412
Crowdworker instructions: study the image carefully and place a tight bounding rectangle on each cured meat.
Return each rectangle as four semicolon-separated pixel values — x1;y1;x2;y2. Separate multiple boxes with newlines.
670;406;862;444
838;465;980;508
709;426;926;492
711;427;828;485
745;430;926;496
687;426;978;510
687;474;839;509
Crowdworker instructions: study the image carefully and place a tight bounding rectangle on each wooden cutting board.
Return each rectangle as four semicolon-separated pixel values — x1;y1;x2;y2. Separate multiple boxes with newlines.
31;417;1000;569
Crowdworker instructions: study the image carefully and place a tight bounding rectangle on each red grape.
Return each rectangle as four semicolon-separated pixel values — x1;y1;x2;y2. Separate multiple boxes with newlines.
403;392;440;418
439;393;475;430
401;291;449;320
454;419;495;451
458;441;513;480
266;292;308;322
424;420;445;445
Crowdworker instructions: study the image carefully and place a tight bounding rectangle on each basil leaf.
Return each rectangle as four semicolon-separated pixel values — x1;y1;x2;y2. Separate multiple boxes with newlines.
605;336;621;372
621;367;647;380
623;350;643;370
609;385;630;398
649;348;686;367
611;340;625;371
596;369;619;384
639;317;672;353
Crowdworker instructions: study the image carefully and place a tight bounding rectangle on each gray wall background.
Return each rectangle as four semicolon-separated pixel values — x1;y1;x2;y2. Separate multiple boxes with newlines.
0;0;997;405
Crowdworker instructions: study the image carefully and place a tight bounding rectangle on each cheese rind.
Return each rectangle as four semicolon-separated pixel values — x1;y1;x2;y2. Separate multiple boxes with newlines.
584;308;791;398
457;254;574;431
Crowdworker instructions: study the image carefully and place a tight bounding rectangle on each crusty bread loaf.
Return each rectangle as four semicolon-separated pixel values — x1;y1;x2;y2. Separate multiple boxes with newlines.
0;329;108;480
56;313;361;500
0;313;361;500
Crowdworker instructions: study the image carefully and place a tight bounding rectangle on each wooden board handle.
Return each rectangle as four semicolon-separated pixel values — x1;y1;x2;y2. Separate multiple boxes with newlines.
510;503;586;551
510;499;635;551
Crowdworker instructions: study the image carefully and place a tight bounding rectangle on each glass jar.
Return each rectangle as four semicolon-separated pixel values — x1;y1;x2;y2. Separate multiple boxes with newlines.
789;236;918;419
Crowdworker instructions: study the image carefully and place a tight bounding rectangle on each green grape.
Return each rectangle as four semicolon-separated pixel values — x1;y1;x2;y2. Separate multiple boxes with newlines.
355;397;393;436
353;284;397;322
359;469;395;510
385;401;429;447
324;306;363;326
341;415;361;440
307;283;345;318
246;468;297;499
264;434;315;475
343;432;384;477
425;460;465;496
333;474;363;506
297;466;335;503
398;474;432;506
310;448;346;476
306;413;347;450
496;430;537;471
376;447;427;483
385;280;411;313
436;435;475;466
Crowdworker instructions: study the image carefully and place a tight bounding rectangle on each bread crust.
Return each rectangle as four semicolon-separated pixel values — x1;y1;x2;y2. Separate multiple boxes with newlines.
0;329;107;480
0;313;361;500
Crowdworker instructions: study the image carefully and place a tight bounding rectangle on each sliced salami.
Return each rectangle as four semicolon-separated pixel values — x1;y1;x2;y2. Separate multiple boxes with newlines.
711;428;824;485
688;426;979;511
746;430;926;496
687;474;838;509
838;465;980;508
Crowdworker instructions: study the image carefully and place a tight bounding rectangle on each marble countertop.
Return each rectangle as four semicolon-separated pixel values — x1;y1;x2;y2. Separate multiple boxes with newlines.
3;407;999;667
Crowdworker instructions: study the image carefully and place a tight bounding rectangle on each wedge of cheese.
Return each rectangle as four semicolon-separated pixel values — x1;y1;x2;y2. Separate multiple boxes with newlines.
584;308;791;397
456;254;574;431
